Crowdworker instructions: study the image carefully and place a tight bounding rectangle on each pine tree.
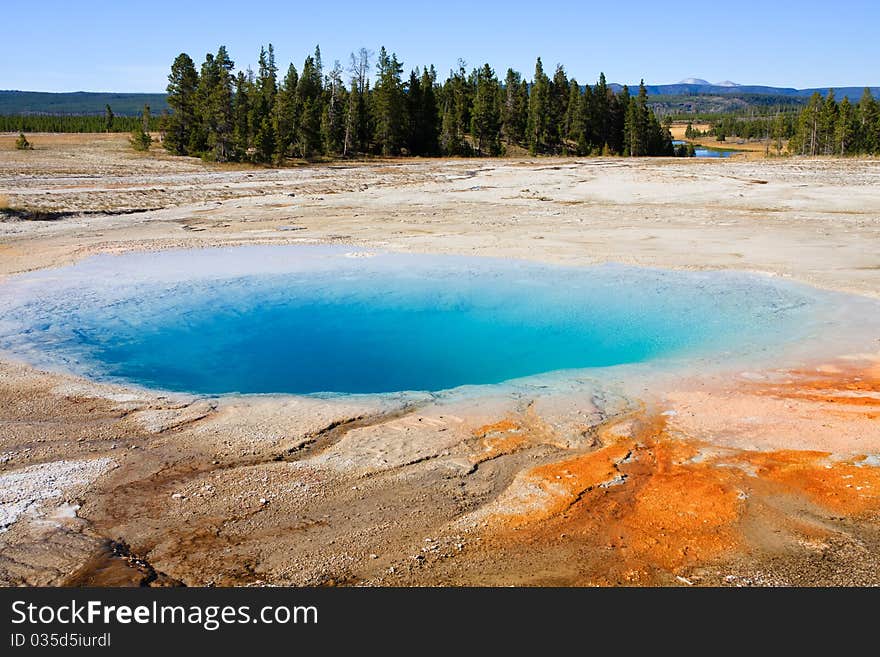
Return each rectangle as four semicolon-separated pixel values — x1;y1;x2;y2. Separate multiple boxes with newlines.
527;57;550;154
343;48;371;156
233;70;253;160
323;60;347;156
594;73;611;152
273;64;299;160
573;83;595;154
547;65;569;152
608;84;629;155
470;64;501;155
771;112;786;155
164;53;199;155
104;104;114;133
835;97;856;155
624;81;651;156
440;62;472;155
440;80;460;156
248;45;278;162
564;80;581;153
419;66;440;155
857;88;879;154
209;46;235;162
129;104;152;151
191;52;217;156
295;50;324;158
791;92;823;155
819;89;838;155
373;47;406;156
501;69;527;146
405;68;424;154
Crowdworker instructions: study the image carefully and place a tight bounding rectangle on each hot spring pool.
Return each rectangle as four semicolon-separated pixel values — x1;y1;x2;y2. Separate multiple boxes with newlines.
0;245;851;395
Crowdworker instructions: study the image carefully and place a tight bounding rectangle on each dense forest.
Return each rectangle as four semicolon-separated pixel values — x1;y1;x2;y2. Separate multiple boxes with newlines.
673;88;880;157
787;89;880;156
159;44;674;162
0;111;163;133
0;91;168;115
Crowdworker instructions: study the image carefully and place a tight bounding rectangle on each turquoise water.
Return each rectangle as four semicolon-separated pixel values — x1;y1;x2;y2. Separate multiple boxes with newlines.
0;246;826;395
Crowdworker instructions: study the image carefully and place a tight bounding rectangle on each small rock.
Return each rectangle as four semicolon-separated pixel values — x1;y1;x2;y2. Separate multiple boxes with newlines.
171;493;184;500
259;498;269;505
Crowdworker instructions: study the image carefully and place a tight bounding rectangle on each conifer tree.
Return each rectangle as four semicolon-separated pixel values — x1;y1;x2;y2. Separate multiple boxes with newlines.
104;104;114;133
439;61;472;156
405;68;424;154
130;104;152;151
250;45;278;162
527;57;550;155
295;50;324;158
209;46;235;162
624;81;651;156
233;70;253;159
501;69;527;146
857;88;879;153
819;89;838;155
440;80;461;156
272;64;299;160
342;48;372;156
791;92;823;155
594;73;611;152
418;66;440;155
323;60;347;156
564;80;581;153
572;83;595;154
608;84;629;155
192;52;218;156
547;65;569;152
835;97;856;155
164;53;199;155
373;47;406;156
470;64;501;155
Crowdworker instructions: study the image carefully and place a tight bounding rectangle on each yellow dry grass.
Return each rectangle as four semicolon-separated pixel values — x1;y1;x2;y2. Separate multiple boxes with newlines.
669;122;712;140
669;121;781;159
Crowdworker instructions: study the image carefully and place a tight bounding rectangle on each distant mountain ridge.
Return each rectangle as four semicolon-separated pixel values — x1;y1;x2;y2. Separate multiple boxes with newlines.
609;81;879;99
0;82;877;117
0;90;169;116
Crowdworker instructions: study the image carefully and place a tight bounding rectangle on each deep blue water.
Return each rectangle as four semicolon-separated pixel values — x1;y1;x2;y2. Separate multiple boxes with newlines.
672;140;737;158
0;246;822;395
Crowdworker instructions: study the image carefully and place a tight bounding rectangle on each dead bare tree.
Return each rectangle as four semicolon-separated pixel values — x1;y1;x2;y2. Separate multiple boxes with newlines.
343;48;372;156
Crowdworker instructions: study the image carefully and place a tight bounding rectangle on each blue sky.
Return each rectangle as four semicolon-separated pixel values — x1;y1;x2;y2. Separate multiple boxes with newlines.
1;0;877;92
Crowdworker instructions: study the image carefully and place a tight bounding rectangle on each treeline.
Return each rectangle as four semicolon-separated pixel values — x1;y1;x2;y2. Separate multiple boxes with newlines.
789;89;880;156
701;90;880;155
160;44;674;162
701;114;797;142
0;113;162;133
